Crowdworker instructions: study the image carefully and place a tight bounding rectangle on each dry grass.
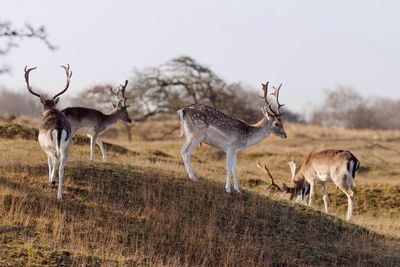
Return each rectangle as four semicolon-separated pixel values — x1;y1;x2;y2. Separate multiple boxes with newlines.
0;120;399;266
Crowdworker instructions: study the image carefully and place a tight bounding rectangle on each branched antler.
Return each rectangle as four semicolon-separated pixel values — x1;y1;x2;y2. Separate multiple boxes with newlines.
287;157;297;180
259;82;285;117
256;161;283;191
53;64;72;99
110;80;134;107
271;83;285;115
24;66;40;97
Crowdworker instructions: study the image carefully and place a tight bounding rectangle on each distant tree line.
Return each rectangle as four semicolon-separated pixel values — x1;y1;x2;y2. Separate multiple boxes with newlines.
311;87;400;130
0;87;41;118
3;55;399;134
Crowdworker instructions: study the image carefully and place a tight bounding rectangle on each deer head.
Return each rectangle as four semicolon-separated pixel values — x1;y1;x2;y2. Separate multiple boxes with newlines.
256;161;284;192
256;160;305;201
24;64;72;112
281;158;307;200
110;80;132;123
260;82;287;139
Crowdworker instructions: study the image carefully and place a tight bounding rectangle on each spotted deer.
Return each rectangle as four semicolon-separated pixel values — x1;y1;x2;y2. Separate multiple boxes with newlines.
259;149;360;220
62;80;132;161
24;65;73;201
177;82;287;193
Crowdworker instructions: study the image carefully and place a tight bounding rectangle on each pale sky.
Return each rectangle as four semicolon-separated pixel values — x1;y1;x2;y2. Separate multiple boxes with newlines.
1;0;399;114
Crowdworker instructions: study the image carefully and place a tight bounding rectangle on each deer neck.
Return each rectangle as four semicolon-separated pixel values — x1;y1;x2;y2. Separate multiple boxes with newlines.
291;168;306;189
246;117;271;147
103;108;122;128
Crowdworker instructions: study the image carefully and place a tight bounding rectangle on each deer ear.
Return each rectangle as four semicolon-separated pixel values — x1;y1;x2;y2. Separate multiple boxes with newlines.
117;99;124;109
282;183;290;192
110;101;117;108
40;95;46;104
261;107;273;121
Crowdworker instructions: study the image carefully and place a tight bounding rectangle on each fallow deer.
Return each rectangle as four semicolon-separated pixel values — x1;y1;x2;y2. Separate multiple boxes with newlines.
177;82;287;193
24;64;73;201
257;160;310;203
62;80;132;161
259;149;360;220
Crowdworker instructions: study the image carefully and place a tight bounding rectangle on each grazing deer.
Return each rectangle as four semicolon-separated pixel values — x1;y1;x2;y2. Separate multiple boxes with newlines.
259;149;360;220
177;82;287;193
62;80;132;161
257;160;310;203
24;64;73;201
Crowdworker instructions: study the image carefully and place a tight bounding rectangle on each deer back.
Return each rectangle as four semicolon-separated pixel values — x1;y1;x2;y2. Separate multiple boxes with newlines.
301;149;359;181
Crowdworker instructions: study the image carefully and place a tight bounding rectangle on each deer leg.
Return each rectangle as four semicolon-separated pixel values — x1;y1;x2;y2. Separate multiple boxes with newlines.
336;181;354;221
57;150;69;201
181;137;202;181
346;190;354;221
232;153;240;193
225;151;235;193
96;138;107;162
322;183;329;214
89;133;99;161
47;156;54;186
50;155;57;186
308;180;315;206
88;134;94;161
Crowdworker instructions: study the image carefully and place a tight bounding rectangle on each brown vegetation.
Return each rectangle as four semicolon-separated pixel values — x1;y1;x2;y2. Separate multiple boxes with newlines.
0;120;399;265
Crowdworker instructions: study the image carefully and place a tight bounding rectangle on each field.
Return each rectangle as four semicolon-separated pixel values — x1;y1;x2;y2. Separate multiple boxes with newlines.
0;118;399;266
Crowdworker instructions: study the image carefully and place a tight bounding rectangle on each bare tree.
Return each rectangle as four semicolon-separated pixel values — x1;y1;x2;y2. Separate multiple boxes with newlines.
70;84;115;110
0;21;56;74
128;56;302;124
311;87;400;129
370;98;400;129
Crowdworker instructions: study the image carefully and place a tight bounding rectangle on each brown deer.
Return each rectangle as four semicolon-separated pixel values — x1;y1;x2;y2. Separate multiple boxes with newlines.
178;82;287;193
62;80;132;161
258;149;360;220
24;64;73;201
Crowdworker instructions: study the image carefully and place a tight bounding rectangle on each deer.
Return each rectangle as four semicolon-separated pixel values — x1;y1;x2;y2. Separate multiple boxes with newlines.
177;82;287;193
257;160;311;203
24;64;73;201
257;149;360;221
62;80;132;161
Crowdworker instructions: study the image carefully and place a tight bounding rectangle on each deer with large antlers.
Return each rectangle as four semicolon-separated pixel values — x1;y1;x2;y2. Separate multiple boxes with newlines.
24;64;73;201
258;149;360;220
62;80;132;161
177;82;287;193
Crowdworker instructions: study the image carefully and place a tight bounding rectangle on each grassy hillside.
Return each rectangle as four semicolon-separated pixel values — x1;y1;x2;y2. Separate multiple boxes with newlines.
0;121;399;266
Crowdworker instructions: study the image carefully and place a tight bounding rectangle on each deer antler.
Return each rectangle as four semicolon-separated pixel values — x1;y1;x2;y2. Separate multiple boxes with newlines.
271;83;284;116
256;161;282;191
259;82;285;117
24;66;41;98
259;82;277;117
119;80;128;106
109;85;120;102
109;80;133;107
53;64;72;99
287;157;297;181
